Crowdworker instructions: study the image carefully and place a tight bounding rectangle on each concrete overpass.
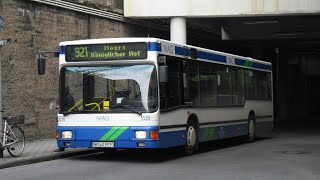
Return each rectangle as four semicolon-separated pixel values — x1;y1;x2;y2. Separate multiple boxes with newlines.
124;0;320;41
124;0;320;125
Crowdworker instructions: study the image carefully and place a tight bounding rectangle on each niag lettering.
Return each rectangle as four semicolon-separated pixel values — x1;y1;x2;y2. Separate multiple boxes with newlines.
161;43;175;55
96;116;109;121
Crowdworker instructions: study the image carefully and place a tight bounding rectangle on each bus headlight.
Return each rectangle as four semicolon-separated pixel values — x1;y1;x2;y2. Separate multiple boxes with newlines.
135;131;147;139
62;131;72;139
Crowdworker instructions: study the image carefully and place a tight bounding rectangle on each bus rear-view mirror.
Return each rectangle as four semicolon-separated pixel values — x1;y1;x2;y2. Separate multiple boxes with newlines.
38;54;46;75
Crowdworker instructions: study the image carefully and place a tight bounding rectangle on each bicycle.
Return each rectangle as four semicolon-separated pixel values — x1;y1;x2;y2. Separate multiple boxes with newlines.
0;114;25;157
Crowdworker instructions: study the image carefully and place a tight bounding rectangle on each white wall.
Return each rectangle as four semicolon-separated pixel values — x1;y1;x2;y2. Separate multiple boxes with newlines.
124;0;320;18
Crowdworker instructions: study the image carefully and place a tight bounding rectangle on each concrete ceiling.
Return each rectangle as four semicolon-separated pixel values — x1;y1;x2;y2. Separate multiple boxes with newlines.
146;14;320;52
187;15;320;50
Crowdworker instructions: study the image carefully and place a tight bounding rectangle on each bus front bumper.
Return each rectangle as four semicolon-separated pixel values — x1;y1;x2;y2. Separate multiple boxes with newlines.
56;126;161;149
57;140;160;149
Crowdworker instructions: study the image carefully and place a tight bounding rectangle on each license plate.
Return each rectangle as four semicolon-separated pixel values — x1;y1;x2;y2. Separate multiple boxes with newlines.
92;142;114;148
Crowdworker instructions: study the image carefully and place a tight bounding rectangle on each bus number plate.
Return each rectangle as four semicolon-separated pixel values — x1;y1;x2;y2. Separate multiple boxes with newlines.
92;142;114;148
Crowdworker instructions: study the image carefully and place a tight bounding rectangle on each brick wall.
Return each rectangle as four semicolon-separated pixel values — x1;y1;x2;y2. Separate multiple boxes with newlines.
0;0;166;140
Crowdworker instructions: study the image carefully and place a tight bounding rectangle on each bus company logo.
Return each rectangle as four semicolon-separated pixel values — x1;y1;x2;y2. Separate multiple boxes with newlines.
226;56;235;65
57;115;65;122
161;43;175;55
217;127;225;136
96;116;110;121
141;115;151;121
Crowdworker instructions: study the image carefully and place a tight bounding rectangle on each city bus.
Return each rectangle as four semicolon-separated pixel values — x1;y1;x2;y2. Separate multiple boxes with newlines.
44;38;273;154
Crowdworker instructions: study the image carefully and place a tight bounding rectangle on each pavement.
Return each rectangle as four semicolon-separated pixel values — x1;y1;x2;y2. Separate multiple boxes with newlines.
0;121;318;170
0;138;101;169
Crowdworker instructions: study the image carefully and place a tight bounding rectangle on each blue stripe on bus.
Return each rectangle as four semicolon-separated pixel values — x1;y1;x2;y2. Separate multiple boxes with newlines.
158;123;249;148
148;42;271;71
252;63;272;71
175;46;191;57
57;126;130;141
235;58;246;66
59;46;65;55
148;42;161;51
57;126;160;141
235;58;272;71
57;126;161;149
57;140;160;148
159;130;186;148
197;51;227;63
199;123;248;142
56;123;250;149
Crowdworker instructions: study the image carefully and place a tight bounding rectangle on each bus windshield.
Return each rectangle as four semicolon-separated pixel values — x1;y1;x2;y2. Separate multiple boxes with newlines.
60;64;158;114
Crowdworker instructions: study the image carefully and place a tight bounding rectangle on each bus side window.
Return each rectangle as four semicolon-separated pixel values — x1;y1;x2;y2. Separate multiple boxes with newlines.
245;70;257;99
217;65;232;105
235;69;245;104
183;60;199;106
160;57;183;110
199;61;217;105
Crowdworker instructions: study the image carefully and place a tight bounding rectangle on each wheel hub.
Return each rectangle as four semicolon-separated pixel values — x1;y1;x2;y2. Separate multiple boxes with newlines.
187;126;196;148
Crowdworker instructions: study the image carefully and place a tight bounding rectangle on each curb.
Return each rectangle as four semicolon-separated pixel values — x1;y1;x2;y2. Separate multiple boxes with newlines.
0;149;102;169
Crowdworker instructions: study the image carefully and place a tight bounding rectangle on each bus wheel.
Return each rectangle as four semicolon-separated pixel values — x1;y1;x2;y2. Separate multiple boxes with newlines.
184;121;198;155
247;116;256;143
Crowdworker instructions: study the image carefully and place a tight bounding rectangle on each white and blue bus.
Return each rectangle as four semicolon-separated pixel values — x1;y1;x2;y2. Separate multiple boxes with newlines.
52;38;272;154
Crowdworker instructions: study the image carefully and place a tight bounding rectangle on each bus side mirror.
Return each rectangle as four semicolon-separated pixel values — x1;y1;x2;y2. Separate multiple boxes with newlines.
38;51;58;75
159;66;168;83
38;54;46;75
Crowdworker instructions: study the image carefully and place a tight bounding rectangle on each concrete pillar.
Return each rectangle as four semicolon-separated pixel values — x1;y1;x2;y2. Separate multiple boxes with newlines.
170;17;186;44
274;48;280;123
278;48;289;123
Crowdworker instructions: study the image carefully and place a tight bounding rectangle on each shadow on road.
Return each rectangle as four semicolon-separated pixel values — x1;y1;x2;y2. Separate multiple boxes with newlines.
70;137;270;163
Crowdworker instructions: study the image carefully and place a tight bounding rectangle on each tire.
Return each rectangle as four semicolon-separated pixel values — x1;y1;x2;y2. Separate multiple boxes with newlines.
184;121;198;155
7;126;25;157
246;116;256;143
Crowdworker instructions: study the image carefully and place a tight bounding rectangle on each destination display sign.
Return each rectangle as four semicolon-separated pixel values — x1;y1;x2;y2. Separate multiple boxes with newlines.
65;42;147;62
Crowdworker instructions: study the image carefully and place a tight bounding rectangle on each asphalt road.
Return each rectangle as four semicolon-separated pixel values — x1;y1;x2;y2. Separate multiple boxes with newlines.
0;130;320;180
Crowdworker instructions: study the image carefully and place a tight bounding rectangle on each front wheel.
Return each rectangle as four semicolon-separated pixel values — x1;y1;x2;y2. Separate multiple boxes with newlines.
184;121;198;155
7;125;25;157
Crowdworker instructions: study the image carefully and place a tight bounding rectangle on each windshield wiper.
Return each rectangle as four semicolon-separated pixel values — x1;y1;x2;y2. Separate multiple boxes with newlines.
60;111;78;116
118;104;142;116
61;109;106;115
61;108;142;116
78;110;106;113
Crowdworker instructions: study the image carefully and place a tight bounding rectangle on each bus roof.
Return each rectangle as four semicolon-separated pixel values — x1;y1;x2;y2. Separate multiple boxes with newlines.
60;37;272;71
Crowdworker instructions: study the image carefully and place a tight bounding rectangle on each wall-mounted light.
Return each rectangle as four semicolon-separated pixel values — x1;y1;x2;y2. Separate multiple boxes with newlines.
274;32;304;36
243;20;279;25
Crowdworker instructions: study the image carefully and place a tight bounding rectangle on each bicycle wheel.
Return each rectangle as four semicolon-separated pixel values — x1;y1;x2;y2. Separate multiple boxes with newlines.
7;125;25;157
